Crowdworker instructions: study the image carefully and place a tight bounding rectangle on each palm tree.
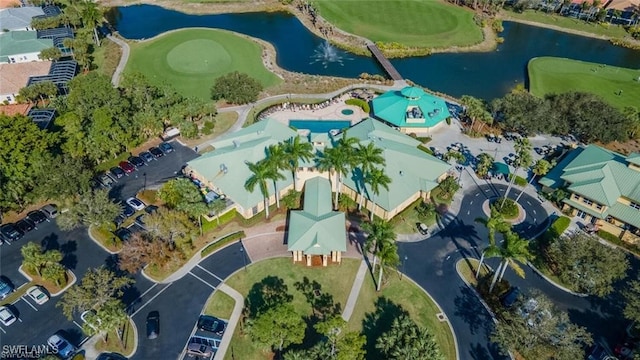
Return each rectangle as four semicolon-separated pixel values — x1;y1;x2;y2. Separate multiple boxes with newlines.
81;0;103;46
460;95;492;132
265;144;288;209
365;168;391;221
245;160;273;219
335;133;360;204
317;147;348;210
489;231;532;293
501;137;533;207
476;153;494;178
209;198;226;226
361;219;395;280
355;143;385;210
283;136;313;191
376;236;400;292
475;211;510;278
515;159;552;202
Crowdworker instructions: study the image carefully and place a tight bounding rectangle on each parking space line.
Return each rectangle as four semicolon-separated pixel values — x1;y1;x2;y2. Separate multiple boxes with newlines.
188;272;217;290
131;282;174;317
0;326;5;334
21;297;38;311
126;283;158;311
73;320;83;330
195;265;224;282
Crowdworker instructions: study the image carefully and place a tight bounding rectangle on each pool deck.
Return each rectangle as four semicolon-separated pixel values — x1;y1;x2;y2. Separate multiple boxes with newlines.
267;94;367;126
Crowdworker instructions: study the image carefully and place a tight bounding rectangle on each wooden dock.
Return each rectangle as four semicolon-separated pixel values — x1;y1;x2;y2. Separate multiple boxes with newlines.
366;41;403;81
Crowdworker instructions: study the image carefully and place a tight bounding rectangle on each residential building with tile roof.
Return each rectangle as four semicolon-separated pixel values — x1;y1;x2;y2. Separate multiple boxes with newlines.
0;30;52;63
540;144;640;242
0;60;51;103
288;176;347;266
185;117;451;220
0;6;44;31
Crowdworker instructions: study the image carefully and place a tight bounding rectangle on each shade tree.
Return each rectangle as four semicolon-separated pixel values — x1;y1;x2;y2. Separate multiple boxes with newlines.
211;71;263;104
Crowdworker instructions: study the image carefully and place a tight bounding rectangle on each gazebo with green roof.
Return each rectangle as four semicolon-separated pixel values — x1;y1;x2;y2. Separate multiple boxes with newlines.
371;86;451;134
287;176;347;266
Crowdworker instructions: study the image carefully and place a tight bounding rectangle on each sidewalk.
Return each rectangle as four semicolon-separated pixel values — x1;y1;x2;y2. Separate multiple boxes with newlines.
213;284;244;360
341;259;368;321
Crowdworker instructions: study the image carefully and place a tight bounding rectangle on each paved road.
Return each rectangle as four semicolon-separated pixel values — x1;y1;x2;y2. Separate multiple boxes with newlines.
130;243;247;360
0;141;198;354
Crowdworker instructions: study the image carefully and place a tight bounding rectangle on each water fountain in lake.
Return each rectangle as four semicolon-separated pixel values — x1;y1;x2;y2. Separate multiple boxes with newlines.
310;40;348;68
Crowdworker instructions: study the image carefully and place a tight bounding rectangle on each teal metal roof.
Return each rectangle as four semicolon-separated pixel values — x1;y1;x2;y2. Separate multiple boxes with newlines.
0;7;44;31
288;177;347;254
628;152;640;166
562;198;607;219
186;118;297;210
0;31;52;61
340;118;451;211
609;203;640;229
539;147;583;189
371;86;451;128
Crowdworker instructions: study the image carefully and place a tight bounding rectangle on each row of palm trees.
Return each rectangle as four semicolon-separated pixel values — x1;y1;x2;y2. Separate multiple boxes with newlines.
244;133;392;220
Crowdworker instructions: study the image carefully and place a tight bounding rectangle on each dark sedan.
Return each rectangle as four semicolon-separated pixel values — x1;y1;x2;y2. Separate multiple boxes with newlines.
27;210;48;224
119;161;136;174
146;311;160;339
122;204;135;218
16;218;36;233
159;142;174;154
149;147;164;159
0;224;23;243
128;156;145;168
115;228;132;242
139;151;155;163
197;315;226;336
110;166;125;179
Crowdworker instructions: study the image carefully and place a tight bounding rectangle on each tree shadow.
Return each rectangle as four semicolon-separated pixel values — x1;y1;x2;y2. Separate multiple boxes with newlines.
41;232;59;251
294;277;341;321
453;285;495;336
59;240;77;270
245;276;292;319
361;297;407;359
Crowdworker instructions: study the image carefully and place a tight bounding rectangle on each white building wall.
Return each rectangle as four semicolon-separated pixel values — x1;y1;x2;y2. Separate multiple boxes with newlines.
5;51;41;64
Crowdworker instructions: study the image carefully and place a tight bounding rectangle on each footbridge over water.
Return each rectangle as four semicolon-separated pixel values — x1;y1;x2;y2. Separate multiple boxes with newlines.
366;41;403;81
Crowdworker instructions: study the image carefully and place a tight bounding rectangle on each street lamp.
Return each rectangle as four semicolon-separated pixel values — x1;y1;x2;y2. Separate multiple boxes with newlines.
239;240;247;271
143;172;147;191
401;255;408;280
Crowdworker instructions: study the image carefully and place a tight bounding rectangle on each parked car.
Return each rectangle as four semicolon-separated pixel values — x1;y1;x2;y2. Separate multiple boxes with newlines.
27;210;48;224
110;166;125;179
126;197;146;211
139;151;155;163
115;228;132;242
159;142;174;154
16;218;36;233
0;278;15;299
500;286;520;308
417;223;428;235
47;332;77;359
119;161;135;174
41;204;58;219
146;311;160;339
114;214;126;228
145;205;159;214
128;156;145;168
26;285;49;305
588;344;613;360
99;173;116;188
0;224;23;243
135;214;147;229
197;315;226;336
149;147;164;158
0;306;17;326
122;204;136;218
186;342;214;358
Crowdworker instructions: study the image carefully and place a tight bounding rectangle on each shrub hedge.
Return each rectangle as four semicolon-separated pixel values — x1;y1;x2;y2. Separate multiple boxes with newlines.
345;98;370;113
201;230;246;257
508;174;528;187
493;198;519;219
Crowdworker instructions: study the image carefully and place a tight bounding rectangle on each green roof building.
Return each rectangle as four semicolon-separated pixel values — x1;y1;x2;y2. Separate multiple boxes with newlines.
288;176;347;266
539;144;640;242
371;86;451;134
0;31;52;64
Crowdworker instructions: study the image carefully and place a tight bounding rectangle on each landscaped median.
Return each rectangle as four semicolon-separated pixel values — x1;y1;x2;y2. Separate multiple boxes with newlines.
206;258;456;360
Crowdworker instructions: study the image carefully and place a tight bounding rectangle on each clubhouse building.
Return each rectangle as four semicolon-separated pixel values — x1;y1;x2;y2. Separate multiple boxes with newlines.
540;144;640;243
185;117;451;221
371;86;451;134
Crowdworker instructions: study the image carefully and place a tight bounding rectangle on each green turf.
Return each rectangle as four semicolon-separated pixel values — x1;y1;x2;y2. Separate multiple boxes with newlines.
316;0;483;48
528;57;640;110
505;9;629;39
126;29;281;99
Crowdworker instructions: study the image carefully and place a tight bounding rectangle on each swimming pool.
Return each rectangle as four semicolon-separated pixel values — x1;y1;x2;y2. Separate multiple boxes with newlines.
289;120;351;133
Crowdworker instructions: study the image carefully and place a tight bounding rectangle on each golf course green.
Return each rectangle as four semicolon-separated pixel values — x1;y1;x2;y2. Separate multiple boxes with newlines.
528;57;640;110
126;28;281;99
316;0;483;48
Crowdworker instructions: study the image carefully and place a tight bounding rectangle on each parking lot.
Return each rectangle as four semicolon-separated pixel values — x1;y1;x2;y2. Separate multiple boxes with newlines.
0;140;198;355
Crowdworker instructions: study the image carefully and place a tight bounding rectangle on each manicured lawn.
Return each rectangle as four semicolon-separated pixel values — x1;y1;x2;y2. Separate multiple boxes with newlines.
347;271;457;360
126;29;280;99
204;290;236;320
528;57;640;110
316;0;483;48
505;9;630;38
94;318;136;356
223;258;360;359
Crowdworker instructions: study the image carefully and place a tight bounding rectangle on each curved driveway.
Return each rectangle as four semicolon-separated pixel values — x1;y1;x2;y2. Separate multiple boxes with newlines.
399;182;631;359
